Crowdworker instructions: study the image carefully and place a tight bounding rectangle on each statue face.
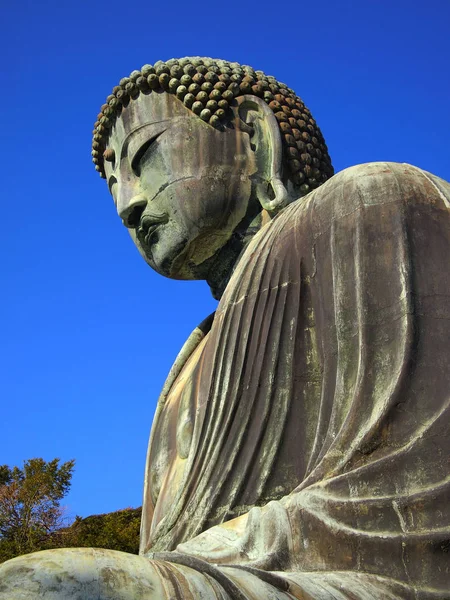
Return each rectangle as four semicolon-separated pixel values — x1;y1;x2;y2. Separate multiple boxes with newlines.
103;92;257;279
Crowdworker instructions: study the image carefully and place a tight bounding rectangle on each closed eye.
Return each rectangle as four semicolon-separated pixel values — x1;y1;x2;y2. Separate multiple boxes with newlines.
131;132;164;175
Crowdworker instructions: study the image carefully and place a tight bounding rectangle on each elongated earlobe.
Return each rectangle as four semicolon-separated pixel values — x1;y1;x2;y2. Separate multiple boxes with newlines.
235;95;290;215
255;178;289;215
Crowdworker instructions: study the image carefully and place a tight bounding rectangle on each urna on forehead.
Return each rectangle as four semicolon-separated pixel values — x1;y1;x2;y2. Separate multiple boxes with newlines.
91;56;334;194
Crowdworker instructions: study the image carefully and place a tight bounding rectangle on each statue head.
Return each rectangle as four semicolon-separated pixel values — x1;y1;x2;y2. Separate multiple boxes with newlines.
92;57;333;291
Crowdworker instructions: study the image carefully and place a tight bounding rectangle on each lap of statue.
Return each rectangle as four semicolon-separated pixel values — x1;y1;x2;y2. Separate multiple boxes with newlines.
0;548;241;600
0;546;420;599
0;549;163;600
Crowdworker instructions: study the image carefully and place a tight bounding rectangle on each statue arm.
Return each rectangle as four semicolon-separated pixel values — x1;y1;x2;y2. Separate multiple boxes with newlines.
160;497;416;598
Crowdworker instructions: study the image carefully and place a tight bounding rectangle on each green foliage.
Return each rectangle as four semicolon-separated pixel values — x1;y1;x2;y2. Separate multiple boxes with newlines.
0;465;12;486
0;458;141;563
0;458;75;563
61;507;141;555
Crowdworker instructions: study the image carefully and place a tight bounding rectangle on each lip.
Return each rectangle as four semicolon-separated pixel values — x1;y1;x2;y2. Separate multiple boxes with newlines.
144;223;162;246
137;214;168;248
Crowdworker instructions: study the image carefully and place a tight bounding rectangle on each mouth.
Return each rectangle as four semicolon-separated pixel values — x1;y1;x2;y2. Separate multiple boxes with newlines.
136;213;168;248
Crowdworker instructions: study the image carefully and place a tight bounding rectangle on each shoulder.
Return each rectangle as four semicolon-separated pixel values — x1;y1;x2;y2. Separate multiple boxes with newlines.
313;162;450;209
280;162;450;227
327;162;449;187
268;161;450;252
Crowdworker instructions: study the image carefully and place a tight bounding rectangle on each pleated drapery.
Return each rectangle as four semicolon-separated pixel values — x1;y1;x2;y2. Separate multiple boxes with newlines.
141;163;450;598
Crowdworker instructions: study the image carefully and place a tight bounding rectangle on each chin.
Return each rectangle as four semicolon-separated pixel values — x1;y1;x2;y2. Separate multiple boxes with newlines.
140;239;193;280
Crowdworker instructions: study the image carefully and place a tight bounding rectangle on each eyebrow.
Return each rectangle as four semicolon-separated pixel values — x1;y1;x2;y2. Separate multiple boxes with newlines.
119;120;172;162
106;118;174;187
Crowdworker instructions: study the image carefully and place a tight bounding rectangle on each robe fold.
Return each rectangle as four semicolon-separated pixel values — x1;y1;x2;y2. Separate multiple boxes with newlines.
141;162;450;598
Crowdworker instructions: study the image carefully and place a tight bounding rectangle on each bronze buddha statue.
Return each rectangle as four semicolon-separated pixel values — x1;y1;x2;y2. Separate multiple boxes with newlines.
1;57;449;599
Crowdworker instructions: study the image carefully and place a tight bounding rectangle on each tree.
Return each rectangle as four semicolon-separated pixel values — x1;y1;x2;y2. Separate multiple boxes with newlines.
0;458;75;562
62;507;141;554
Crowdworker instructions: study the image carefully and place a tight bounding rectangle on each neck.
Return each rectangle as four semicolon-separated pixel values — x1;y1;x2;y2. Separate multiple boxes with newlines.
205;204;270;300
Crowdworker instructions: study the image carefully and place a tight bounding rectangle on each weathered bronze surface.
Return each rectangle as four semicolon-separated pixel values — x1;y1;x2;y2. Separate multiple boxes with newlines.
1;57;449;599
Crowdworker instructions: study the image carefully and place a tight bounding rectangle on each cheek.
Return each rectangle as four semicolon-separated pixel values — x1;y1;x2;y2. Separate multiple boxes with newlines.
161;120;254;183
169;175;252;231
138;152;169;198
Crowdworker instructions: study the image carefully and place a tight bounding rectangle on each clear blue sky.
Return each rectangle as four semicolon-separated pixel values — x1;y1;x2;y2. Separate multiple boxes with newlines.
1;0;449;519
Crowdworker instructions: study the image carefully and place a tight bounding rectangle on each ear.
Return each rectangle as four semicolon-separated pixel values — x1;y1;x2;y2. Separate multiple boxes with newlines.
234;95;289;214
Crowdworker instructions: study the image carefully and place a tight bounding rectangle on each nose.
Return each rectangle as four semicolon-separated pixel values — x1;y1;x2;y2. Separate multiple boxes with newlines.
118;194;147;229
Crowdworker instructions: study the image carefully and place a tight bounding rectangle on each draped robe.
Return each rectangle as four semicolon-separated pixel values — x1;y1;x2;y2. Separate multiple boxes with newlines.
140;162;450;599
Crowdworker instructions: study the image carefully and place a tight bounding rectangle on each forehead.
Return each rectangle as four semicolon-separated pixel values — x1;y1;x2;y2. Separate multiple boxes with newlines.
107;91;191;150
